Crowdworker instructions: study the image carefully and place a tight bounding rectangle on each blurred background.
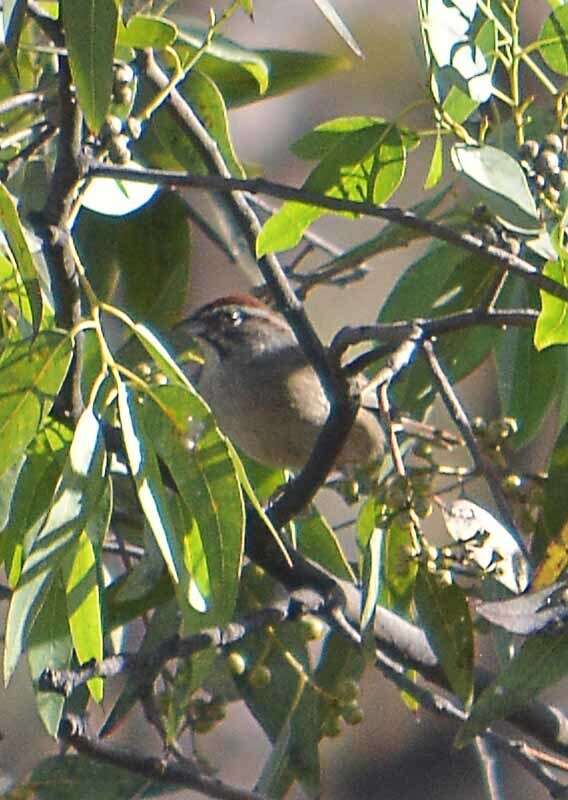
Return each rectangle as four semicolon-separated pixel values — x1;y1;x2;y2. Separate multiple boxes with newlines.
0;1;561;798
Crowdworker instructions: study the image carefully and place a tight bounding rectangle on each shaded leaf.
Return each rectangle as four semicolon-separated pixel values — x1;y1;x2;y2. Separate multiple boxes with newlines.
100;191;191;328
477;581;568;635
0;332;72;477
452;144;540;230
25;754;167;799
457;630;568;745
415;566;473;707
27;579;72;736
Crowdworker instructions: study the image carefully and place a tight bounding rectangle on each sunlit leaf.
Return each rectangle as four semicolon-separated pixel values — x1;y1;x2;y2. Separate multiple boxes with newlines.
0;332;72;477
534;257;568;349
4;407;106;683
0;182;42;332
539;6;568;75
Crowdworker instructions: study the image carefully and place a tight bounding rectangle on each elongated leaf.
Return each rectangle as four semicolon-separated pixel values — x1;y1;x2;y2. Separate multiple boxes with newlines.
310;0;362;57
62;529;105;702
296;508;354;582
497;311;561;448
424;129;443;188
61;0;119;132
415;567;473;707
4;407;106;683
0;331;72;477
0;423;71;587
0;182;42;332
116;381;203;615
176;28;348;108
27;579;72;736
141;384;244;624
457;631;568;745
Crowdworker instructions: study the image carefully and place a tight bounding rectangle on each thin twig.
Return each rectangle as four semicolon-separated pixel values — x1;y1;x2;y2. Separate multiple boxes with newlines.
58;717;268;800
421;340;521;545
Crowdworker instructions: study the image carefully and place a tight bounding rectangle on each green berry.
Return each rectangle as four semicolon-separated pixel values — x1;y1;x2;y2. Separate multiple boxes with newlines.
227;652;246;676
248;665;272;689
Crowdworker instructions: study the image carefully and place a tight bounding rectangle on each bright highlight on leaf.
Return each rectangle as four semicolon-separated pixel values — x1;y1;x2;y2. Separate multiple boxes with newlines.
441;498;531;594
535;257;568;349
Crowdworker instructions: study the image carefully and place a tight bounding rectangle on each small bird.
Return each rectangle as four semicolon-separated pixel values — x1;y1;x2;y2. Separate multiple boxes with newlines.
176;293;385;471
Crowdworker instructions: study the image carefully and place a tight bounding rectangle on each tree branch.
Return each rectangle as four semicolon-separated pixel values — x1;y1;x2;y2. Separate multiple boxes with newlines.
87;162;568;303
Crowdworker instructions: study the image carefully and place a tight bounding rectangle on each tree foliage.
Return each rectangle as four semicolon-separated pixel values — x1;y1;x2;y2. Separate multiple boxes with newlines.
2;1;568;798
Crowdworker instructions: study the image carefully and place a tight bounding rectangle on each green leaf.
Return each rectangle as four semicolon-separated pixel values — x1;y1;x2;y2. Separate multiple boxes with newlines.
452;144;540;230
0;421;71;587
177;27;269;93
457;631;568;745
296;508;355;582
415;567;473;708
116;380;200;611
310;0;362;57
25;754;164;799
176;28;348;108
27;579;73;736
424;129;443;188
535;257;568;349
141;384;245;625
61;0;119;132
4;407;106;683
61;530;105;702
258;118;406;256
497;300;561;448
0;332;72;477
0;182;42;332
539;6;568;76
117;14;177;49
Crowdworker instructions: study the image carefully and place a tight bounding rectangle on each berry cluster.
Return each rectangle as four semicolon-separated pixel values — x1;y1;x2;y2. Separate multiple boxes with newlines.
519;133;568;211
98;64;141;164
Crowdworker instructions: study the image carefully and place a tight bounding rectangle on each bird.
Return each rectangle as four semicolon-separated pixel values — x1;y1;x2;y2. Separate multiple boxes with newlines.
175;293;385;471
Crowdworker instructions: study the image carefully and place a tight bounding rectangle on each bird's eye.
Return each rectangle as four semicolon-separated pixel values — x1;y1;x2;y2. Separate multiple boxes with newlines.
227;308;243;326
